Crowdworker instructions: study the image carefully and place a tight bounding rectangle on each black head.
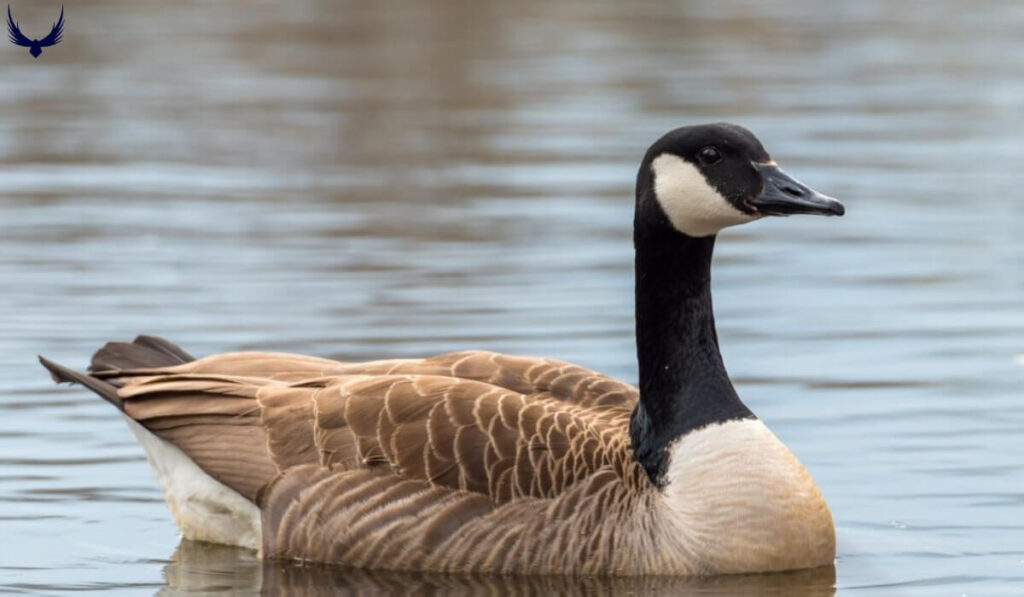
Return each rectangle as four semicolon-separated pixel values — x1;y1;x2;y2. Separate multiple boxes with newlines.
638;123;844;237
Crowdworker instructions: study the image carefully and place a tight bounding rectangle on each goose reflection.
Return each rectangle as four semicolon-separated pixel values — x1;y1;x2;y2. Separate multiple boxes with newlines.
159;539;836;597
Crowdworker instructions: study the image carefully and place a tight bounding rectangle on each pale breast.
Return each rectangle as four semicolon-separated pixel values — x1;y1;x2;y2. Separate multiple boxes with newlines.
657;418;835;574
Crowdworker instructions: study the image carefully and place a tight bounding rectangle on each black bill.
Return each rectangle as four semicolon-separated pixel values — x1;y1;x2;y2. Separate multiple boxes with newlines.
749;163;845;217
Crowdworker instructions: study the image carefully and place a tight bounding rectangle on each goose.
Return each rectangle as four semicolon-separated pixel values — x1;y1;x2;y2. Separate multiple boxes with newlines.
40;123;844;576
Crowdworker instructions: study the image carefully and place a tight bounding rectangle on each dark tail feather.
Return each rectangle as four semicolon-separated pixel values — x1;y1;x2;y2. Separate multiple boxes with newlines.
133;335;195;364
90;335;195;373
39;355;125;412
40;336;196;412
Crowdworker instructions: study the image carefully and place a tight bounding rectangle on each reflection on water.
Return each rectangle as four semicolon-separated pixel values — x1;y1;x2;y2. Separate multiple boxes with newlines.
160;541;836;597
2;0;1023;595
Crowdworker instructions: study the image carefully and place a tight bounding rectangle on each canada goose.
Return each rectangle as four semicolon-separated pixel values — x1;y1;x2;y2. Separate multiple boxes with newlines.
40;123;843;576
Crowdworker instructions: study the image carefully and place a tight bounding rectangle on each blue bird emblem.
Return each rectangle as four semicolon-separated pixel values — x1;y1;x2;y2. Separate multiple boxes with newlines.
8;5;63;58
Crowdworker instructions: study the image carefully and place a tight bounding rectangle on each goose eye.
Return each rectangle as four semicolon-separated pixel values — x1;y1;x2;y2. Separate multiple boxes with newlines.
698;146;721;165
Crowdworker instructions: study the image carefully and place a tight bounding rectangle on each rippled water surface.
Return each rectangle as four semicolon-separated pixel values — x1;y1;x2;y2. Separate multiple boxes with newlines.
2;0;1023;594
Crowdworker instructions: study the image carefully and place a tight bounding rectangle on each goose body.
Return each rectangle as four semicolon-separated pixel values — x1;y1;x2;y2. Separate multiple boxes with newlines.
41;123;842;576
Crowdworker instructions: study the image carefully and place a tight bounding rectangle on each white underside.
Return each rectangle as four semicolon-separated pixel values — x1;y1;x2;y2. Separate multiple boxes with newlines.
124;416;262;551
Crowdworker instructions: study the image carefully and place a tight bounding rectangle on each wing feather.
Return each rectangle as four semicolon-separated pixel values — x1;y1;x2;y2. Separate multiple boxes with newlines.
37;6;63;47
7;6;31;47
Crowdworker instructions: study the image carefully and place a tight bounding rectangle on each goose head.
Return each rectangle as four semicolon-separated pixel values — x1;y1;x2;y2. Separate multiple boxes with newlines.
630;122;845;491
638;123;844;238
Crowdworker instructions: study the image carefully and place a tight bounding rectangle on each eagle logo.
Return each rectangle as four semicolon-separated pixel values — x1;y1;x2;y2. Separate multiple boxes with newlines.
8;5;63;58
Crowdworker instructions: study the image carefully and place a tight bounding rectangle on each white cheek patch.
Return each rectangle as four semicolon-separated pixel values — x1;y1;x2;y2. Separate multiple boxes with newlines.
651;153;757;237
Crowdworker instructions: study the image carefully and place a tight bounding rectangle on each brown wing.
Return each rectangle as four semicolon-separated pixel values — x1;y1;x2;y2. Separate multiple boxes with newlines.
111;368;641;504
99;348;642;502
302;373;641;502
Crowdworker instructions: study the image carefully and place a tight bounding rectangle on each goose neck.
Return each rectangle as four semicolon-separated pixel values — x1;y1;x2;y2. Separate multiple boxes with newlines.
629;228;753;485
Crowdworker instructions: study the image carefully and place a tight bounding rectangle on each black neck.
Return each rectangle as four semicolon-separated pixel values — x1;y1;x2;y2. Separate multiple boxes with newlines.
629;191;754;486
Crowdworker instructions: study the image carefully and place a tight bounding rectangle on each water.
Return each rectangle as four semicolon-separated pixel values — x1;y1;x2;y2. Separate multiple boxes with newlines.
1;0;1022;594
